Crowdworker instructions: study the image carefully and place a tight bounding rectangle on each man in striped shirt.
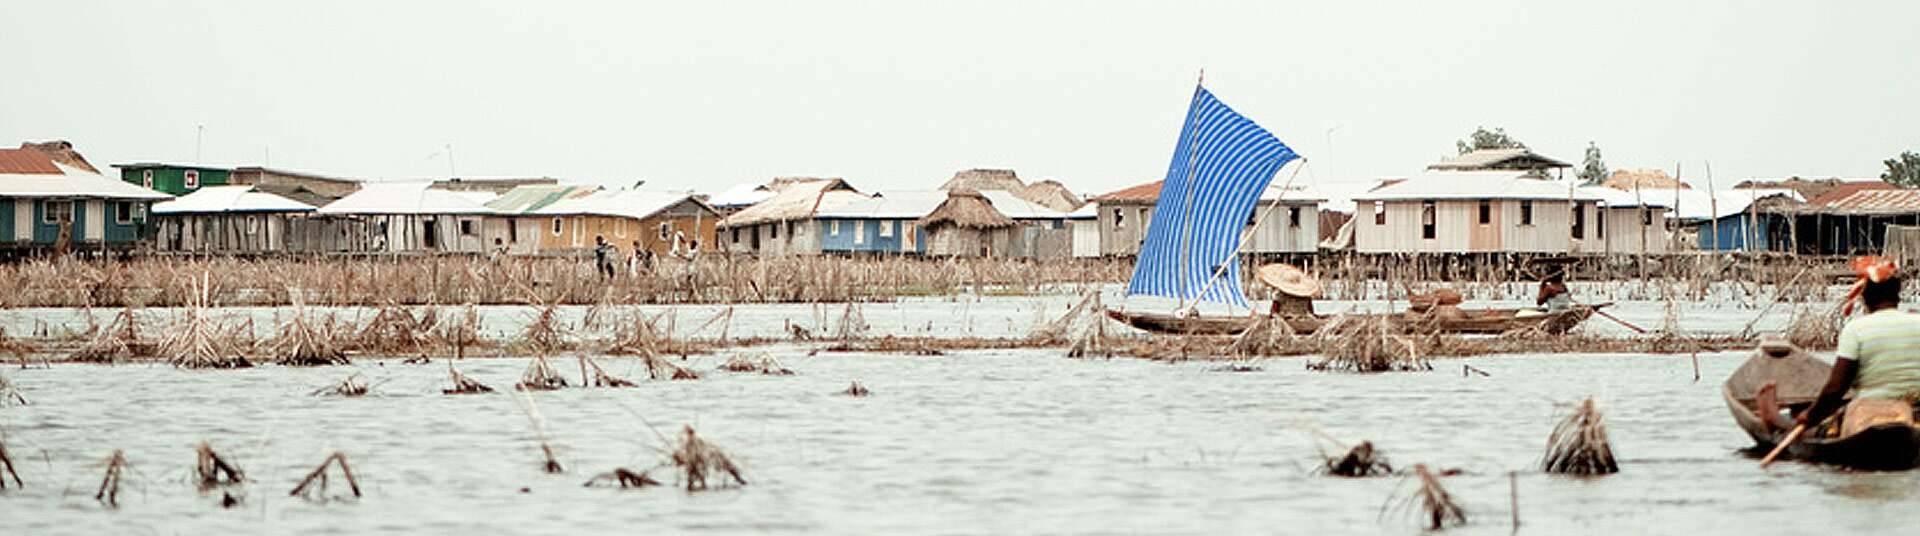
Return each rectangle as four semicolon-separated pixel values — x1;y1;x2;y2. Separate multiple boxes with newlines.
1796;272;1920;434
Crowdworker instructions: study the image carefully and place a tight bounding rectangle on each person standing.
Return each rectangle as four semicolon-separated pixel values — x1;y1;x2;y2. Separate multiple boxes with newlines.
593;235;616;279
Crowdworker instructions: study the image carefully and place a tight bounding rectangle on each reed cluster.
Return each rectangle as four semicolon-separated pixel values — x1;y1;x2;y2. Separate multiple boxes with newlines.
1542;398;1619;475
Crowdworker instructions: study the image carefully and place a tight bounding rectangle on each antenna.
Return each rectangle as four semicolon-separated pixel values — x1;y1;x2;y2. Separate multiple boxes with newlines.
446;144;457;179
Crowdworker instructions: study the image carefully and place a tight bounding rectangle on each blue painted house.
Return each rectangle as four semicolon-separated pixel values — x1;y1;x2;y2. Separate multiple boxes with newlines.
2;147;170;253
812;191;942;255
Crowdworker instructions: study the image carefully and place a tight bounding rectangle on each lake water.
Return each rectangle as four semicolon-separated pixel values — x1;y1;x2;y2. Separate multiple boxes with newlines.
2;347;1916;535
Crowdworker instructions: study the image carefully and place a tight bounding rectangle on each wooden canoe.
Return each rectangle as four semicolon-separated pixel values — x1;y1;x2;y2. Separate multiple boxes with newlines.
1723;342;1920;471
1103;304;1603;337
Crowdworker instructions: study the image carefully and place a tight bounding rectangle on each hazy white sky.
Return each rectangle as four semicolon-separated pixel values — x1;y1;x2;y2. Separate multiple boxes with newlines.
3;1;1916;196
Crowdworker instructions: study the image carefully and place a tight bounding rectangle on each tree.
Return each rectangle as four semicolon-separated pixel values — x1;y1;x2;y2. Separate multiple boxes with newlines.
1884;151;1920;188
1456;127;1527;155
1578;142;1608;185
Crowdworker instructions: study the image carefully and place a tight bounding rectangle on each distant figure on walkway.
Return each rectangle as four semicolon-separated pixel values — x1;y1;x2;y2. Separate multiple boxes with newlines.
628;240;653;277
1536;272;1572;312
489;238;509;262
593;235;616;279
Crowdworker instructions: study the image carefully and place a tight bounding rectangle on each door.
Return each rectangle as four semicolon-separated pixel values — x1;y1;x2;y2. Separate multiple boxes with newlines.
902;222;917;252
84;200;105;241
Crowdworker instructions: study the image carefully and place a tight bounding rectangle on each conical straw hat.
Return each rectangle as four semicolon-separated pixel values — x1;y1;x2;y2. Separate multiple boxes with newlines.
1256;263;1322;298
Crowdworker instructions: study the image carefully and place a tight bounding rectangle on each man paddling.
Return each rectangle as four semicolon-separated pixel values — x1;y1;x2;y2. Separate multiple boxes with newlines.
1758;257;1920;436
1536;272;1572;313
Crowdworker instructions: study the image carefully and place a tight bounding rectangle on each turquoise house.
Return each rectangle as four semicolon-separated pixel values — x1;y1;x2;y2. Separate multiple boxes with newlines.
2;148;170;252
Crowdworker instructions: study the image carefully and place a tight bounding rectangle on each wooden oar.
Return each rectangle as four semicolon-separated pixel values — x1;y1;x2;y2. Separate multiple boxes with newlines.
1574;302;1647;334
1760;424;1806;468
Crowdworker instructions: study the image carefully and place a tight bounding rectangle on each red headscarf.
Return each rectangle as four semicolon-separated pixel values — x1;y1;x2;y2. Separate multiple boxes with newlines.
1842;256;1899;316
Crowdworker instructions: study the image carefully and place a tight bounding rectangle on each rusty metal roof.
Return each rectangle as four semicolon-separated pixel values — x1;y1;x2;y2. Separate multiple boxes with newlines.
1812;188;1920;215
0;148;62;174
1093;180;1162;202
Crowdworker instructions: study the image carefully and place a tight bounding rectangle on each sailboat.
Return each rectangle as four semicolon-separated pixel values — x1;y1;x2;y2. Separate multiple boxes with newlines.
1103;83;1605;336
1102;82;1301;334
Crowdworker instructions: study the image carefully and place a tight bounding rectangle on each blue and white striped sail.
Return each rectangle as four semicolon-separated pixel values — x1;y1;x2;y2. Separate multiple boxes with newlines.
1126;86;1299;308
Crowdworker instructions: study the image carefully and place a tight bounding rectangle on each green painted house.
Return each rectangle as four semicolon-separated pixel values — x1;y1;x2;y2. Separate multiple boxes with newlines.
116;163;231;196
3;148;171;252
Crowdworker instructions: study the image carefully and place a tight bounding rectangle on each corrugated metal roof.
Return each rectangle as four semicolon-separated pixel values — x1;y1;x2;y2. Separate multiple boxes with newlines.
0;161;172;200
153;185;315;214
1354;171;1603;202
0;149;62;174
815;191;947;219
1805;181;1900;206
533;189;713;220
1426;148;1572;170
719;180;863;227
708;183;776;208
1093;181;1161;202
1651;188;1802;221
317;182;496;215
485;185;594;213
979;190;1072;219
1576;186;1672;208
1809;189;1920;215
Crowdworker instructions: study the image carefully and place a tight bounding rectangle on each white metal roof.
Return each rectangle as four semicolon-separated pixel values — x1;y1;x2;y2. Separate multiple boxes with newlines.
815;191;947;219
719;180;863;227
533;189;702;220
1654;188;1803;221
1576;186;1672;208
0;163;171;200
708;183;775;208
1260;183;1328;204
152;185;315;214
316;182;497;215
979;190;1071;219
1353;171;1604;202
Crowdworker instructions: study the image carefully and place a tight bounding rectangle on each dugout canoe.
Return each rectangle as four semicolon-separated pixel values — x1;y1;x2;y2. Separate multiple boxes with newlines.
1723;341;1920;471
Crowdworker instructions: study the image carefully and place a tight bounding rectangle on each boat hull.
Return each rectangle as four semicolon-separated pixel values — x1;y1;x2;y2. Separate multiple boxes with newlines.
1723;345;1920;471
1103;306;1600;337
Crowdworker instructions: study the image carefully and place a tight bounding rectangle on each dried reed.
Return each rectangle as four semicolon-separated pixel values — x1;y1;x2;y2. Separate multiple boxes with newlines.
356;304;437;356
517;356;569;391
1785;308;1842;351
718;353;794;376
271;298;348;366
0;432;22;489
1319;441;1394;477
584;468;661;489
1384;464;1466;530
838;380;871;397
579;356;638;387
95;449;127;507
444;363;495;394
195;441;245;491
313;373;370;397
0;372;25;406
437;303;485;359
69;306;152;364
1308;315;1429;373
1542;398;1618;475
160;274;251;369
516;301;571;356
290;452;361;501
667;425;745;491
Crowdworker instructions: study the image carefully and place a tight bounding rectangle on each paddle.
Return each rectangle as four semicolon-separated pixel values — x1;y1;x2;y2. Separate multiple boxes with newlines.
1572;301;1646;334
1759;424;1806;468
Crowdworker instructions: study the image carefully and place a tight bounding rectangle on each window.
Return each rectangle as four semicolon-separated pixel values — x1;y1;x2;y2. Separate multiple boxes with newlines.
659;222;672;239
831;219;841;235
879;220;894;238
246;216;261;235
1113;208;1125;228
43;200;72;224
771;222;779;239
114;202;133;224
1572;204;1585;239
1596;209;1606;238
732;227;742;243
1519;200;1534;226
509;221;519;243
853;221;865;245
461;220;478;237
1421;201;1436;239
184;170;200;189
551;217;563;235
1288;207;1301;228
1373;201;1386;225
141;170;154;189
1641;208;1653;225
1478;200;1491;225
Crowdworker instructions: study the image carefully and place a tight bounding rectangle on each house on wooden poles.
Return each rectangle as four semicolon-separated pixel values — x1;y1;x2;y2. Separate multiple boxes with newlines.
315;182;501;254
229;166;363;207
483;184;598;255
530;189;720;257
1353;171;1604;254
1089;180;1322;256
1754;181;1914;255
2;145;169;255
1650;187;1804;252
811;190;941;255
716;179;866;256
151;185;322;254
116;162;232;196
1574;186;1674;255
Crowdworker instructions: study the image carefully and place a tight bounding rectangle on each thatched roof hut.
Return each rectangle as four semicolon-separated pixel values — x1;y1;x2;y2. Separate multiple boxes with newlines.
918;189;1015;229
939;169;1024;192
1020;180;1083;211
1601;169;1686;191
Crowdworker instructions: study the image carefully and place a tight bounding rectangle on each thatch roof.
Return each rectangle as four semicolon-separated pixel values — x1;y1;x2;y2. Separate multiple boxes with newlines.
1020;180;1082;211
940;169;1024;192
917;189;1016;229
1601;169;1686;191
